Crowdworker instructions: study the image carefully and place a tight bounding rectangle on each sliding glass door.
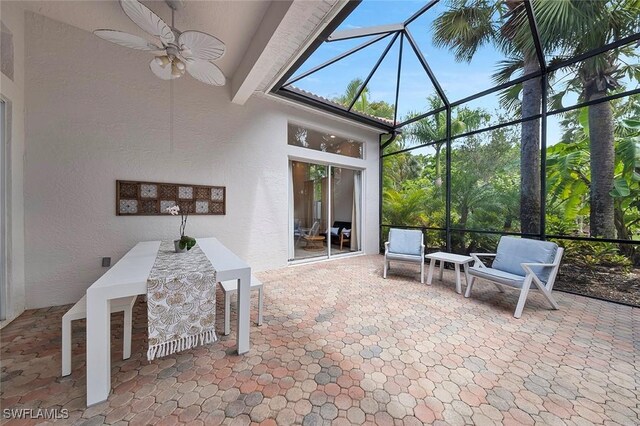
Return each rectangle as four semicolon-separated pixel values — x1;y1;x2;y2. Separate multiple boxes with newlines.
290;160;361;261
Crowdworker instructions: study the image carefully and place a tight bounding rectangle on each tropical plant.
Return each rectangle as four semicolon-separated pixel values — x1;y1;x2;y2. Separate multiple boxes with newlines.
403;95;490;185
543;0;640;238
433;0;640;239
433;0;542;235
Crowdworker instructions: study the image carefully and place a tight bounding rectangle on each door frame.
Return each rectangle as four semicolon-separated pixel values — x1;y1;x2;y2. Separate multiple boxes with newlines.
288;157;364;264
0;97;10;321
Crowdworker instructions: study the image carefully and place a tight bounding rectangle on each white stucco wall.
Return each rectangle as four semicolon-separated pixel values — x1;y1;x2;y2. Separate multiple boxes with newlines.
0;2;26;328
23;12;381;309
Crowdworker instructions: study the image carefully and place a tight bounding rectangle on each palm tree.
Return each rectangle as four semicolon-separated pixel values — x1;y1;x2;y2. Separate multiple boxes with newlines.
433;0;542;235
334;78;395;120
541;1;639;238
434;0;639;238
404;95;490;185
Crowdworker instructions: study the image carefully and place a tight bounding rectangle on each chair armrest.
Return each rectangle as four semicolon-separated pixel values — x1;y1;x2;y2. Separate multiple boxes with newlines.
470;253;496;268
384;241;389;254
521;262;556;275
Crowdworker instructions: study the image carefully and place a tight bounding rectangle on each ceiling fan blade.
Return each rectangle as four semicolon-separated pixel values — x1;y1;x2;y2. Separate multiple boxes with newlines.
94;30;162;51
178;31;226;61
185;59;226;86
149;58;178;80
120;0;175;45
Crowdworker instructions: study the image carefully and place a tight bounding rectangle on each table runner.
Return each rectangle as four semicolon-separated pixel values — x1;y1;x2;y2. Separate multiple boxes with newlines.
147;241;217;361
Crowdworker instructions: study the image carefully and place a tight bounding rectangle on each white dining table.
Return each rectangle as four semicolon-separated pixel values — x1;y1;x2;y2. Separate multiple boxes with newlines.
85;237;251;406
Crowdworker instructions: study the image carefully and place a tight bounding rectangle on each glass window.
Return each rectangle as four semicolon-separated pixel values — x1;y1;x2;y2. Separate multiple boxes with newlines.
550;239;638;306
451;122;532;234
287;123;364;159
548;41;639;112
539;0;640;65
382;144;446;229
546;96;640;242
403;0;538;103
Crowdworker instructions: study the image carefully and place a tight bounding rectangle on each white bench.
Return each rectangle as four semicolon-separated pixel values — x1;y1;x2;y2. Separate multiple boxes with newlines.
61;295;137;376
220;276;263;336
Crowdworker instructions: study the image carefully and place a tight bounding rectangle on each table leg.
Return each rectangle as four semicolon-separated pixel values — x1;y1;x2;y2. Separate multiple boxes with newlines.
464;263;471;293
454;263;462;294
439;261;444;281
426;259;435;285
236;269;251;354
86;291;111;406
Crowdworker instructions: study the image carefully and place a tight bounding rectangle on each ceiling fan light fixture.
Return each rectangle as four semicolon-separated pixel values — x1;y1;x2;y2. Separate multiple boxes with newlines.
95;0;227;86
173;58;186;71
154;55;171;68
171;62;185;77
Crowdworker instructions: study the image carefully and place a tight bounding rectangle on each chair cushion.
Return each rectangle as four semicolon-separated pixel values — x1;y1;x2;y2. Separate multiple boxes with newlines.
492;237;558;283
388;229;423;256
386;252;422;262
468;266;525;287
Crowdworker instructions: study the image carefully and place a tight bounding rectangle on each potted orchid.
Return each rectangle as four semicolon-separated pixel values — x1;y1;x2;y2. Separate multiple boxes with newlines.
167;205;196;253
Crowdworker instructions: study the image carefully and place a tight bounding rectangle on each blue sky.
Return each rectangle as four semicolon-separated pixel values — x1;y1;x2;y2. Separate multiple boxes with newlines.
288;0;582;145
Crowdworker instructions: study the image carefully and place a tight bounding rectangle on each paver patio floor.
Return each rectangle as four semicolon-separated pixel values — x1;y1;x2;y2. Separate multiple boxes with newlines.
1;255;638;425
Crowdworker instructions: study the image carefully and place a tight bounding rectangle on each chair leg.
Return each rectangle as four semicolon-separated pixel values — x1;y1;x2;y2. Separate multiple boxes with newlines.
534;281;560;310
493;283;505;293
514;276;533;319
123;308;132;360
224;291;231;336
61;317;72;376
464;276;475;298
257;287;263;326
420;258;425;284
383;257;388;279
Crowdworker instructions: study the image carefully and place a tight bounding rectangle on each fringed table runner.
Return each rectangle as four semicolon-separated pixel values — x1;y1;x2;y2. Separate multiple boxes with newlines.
147;241;217;361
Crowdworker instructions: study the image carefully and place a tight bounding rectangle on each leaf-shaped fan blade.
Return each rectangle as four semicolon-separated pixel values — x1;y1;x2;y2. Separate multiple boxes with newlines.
94;30;162;51
149;58;178;80
179;31;226;61
185;59;226;86
120;0;175;45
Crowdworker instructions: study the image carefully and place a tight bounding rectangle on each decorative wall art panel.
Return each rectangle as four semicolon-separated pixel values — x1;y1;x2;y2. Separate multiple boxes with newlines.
116;180;226;216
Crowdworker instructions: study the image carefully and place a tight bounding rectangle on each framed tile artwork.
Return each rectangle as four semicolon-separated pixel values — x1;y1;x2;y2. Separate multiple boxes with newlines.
116;180;226;216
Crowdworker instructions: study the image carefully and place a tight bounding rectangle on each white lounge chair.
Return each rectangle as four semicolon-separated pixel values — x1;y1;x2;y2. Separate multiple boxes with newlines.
383;228;425;283
465;236;564;318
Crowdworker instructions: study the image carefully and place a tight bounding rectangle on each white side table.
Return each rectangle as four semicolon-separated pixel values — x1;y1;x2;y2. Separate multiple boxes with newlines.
425;252;474;294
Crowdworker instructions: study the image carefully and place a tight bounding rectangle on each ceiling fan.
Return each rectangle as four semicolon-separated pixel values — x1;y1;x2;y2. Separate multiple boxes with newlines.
94;0;226;86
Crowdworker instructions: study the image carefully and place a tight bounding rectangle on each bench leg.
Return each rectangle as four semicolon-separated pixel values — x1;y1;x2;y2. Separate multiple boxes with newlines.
224;291;231;336
123;309;132;360
62;317;72;376
257;287;263;326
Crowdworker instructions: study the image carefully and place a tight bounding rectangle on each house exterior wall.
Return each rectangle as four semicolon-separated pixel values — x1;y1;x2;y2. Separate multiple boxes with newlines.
0;2;27;328
23;12;380;309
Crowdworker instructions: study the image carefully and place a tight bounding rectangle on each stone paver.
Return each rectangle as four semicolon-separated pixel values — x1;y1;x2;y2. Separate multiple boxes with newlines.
0;255;638;425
